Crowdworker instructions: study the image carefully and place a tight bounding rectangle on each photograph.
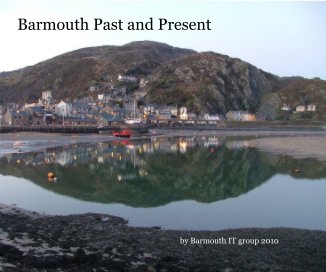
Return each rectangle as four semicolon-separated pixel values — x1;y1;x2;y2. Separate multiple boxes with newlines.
0;0;325;271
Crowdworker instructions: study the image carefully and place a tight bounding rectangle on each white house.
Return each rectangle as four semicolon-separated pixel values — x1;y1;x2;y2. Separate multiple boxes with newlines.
178;107;188;120
24;102;40;110
204;114;220;121
89;86;97;92
143;105;156;116
118;75;137;83
281;104;291;111
226;111;256;121
295;105;306;112
39;90;54;107
306;104;316;112
42;90;52;101
168;107;178;118
55;101;73;117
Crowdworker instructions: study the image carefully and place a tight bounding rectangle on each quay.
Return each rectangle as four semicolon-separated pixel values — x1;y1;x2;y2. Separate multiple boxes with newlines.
0;124;150;134
0;125;99;134
0;121;325;134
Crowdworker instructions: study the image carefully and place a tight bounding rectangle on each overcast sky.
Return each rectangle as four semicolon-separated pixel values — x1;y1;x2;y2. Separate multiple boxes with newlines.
0;0;325;79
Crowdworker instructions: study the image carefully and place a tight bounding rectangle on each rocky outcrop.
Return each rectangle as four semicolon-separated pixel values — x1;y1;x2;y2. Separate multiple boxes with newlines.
0;206;326;272
0;41;194;104
146;52;280;114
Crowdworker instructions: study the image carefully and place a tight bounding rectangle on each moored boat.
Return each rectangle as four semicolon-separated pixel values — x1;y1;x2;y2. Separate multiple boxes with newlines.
113;129;132;138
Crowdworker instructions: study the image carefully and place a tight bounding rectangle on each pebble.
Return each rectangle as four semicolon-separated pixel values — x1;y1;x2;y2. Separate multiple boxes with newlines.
147;265;157;272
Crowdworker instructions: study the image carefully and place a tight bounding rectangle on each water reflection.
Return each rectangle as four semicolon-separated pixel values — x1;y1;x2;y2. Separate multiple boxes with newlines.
0;137;325;208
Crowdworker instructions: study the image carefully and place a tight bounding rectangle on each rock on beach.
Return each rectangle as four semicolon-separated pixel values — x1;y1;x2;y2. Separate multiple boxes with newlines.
0;204;326;271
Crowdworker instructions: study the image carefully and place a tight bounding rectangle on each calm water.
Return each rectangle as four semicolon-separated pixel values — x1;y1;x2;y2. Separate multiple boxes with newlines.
0;136;325;230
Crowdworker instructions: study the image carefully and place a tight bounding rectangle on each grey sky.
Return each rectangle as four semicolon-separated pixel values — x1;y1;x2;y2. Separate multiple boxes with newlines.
0;0;325;79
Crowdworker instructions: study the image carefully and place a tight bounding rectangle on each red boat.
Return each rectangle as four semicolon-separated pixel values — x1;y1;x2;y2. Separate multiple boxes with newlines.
113;129;132;138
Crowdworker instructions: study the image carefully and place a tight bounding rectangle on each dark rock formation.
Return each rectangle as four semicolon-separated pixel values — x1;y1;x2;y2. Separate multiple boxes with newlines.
0;208;325;272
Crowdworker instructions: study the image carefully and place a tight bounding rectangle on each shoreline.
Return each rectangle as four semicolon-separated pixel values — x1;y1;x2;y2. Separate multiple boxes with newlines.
1;204;326;271
1;131;326;270
1;130;326;161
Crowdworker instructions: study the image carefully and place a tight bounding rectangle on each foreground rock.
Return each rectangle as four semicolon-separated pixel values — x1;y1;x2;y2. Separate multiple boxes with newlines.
0;208;326;271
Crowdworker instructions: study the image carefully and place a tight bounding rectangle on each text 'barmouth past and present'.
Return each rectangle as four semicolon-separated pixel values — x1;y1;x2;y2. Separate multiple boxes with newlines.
18;17;212;31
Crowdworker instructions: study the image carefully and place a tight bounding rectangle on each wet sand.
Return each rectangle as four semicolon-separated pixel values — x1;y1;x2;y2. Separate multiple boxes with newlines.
0;132;112;156
1;130;326;161
248;136;326;161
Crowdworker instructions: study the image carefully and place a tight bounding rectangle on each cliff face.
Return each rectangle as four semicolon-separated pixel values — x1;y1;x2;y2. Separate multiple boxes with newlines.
145;52;283;114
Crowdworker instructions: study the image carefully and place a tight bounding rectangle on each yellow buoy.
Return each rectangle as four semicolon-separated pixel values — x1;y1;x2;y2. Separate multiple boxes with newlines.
48;172;55;178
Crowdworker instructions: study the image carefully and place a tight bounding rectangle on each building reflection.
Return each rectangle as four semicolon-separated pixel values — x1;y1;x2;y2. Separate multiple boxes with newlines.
1;136;325;207
1;136;221;169
0;136;223;185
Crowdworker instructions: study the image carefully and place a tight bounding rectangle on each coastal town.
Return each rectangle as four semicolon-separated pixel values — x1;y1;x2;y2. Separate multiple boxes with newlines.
0;74;317;131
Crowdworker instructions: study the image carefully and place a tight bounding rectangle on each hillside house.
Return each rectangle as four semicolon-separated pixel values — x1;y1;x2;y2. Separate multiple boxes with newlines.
295;105;306;112
295;104;317;113
243;113;256;121
118;75;137;83
4;110;15;125
43;113;55;125
168;106;178;118
199;114;220;124
113;108;128;119
26;106;45;118
139;78;148;88
98;94;105;101
89;85;100;92
143;105;156;117
226;111;256;121
55;101;73;117
42;90;52;100
3;110;30;125
98;112;124;126
307;104;316;112
71;101;90;117
39;90;54;106
281;104;291;111
178;107;188;120
187;113;197;121
204;114;220;121
24;103;40;110
156;108;172;121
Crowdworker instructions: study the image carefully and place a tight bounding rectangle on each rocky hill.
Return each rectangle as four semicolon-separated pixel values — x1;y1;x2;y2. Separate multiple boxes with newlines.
0;41;194;104
0;41;325;120
145;52;326;119
145;52;282;115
